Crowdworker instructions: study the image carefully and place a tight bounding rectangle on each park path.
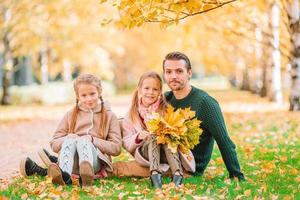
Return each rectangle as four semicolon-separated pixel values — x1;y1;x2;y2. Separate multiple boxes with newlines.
0;119;58;179
0;91;289;179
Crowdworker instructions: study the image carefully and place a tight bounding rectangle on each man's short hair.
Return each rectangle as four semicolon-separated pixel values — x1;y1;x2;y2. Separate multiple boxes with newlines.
163;51;191;70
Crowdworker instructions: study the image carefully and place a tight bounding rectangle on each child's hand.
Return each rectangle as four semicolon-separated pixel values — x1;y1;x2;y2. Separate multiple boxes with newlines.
67;133;78;138
138;131;149;140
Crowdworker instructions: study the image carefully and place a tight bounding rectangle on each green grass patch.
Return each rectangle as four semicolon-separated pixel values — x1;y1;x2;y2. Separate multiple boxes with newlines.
1;112;300;199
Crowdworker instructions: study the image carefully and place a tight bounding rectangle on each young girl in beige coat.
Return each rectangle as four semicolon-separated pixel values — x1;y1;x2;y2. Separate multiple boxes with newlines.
48;74;121;186
122;72;195;188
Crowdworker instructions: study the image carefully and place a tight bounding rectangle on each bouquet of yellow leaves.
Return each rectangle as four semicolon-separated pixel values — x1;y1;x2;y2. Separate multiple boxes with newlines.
146;105;203;154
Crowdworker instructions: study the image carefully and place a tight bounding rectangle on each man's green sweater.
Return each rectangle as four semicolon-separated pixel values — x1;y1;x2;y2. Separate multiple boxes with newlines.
165;86;245;180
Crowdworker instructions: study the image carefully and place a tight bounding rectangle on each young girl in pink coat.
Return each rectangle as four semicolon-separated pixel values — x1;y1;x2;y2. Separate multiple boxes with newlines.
122;72;195;188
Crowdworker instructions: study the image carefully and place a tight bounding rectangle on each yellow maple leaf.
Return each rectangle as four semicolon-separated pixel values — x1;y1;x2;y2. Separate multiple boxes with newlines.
181;107;196;119
146;118;160;133
166;104;174;114
163;107;185;128
176;126;187;135
156;135;166;144
190;118;201;127
178;144;189;154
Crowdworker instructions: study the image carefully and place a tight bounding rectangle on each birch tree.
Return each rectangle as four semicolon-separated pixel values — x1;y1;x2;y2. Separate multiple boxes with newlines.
286;0;300;110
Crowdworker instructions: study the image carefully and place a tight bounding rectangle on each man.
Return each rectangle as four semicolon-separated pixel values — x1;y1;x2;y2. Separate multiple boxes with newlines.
163;51;245;180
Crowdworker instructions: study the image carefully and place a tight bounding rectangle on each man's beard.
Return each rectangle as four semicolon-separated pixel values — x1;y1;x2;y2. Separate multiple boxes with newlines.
167;81;184;91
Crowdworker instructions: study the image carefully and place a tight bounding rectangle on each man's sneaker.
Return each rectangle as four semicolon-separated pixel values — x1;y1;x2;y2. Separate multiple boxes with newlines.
48;163;72;185
79;161;94;186
20;157;47;177
38;149;58;167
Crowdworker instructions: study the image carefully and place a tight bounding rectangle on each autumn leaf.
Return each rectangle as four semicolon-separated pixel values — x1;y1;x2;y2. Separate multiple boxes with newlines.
290;168;298;175
146;118;160;132
105;0;235;28
0;196;8;200
163;105;185;128
279;156;288;163
244;189;251;196
71;189;79;200
261;162;276;173
156;136;165;144
49;187;62;196
216;157;223;165
180;107;196;119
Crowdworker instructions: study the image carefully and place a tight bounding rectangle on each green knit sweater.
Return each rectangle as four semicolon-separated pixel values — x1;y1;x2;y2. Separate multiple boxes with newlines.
165;86;245;180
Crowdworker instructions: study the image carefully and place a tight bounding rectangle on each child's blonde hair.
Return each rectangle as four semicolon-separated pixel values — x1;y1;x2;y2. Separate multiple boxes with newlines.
69;74;107;138
129;71;168;125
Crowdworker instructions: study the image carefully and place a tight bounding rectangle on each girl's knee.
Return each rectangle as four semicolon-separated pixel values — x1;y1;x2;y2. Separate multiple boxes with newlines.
63;138;77;144
77;137;92;146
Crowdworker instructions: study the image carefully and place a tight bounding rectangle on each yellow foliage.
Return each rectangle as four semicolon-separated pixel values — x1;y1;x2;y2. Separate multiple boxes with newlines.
146;105;203;154
108;0;236;28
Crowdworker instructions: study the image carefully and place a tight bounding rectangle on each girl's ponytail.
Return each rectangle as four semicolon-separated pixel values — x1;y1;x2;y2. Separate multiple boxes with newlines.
98;96;107;138
69;99;79;133
128;89;140;124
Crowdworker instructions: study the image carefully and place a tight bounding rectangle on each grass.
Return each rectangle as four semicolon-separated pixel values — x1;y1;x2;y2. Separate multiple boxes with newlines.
1;118;299;200
1;91;300;199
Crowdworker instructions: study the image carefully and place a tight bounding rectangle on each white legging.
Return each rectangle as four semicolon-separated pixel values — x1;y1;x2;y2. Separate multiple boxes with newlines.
59;137;101;175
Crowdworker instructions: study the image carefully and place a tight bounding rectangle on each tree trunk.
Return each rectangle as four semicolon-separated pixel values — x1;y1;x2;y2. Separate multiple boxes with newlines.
288;0;300;111
260;26;273;98
270;3;283;104
241;68;250;91
1;32;13;105
249;68;258;93
261;65;269;97
63;59;72;82
1;8;13;105
13;56;33;86
40;46;48;84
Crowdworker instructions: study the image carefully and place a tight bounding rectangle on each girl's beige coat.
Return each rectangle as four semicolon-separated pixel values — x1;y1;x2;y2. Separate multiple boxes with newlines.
50;103;122;172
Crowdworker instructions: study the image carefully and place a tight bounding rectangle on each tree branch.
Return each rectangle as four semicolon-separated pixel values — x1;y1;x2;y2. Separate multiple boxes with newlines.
146;0;239;23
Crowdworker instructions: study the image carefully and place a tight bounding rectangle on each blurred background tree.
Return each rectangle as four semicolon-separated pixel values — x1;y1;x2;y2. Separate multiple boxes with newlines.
0;0;299;111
